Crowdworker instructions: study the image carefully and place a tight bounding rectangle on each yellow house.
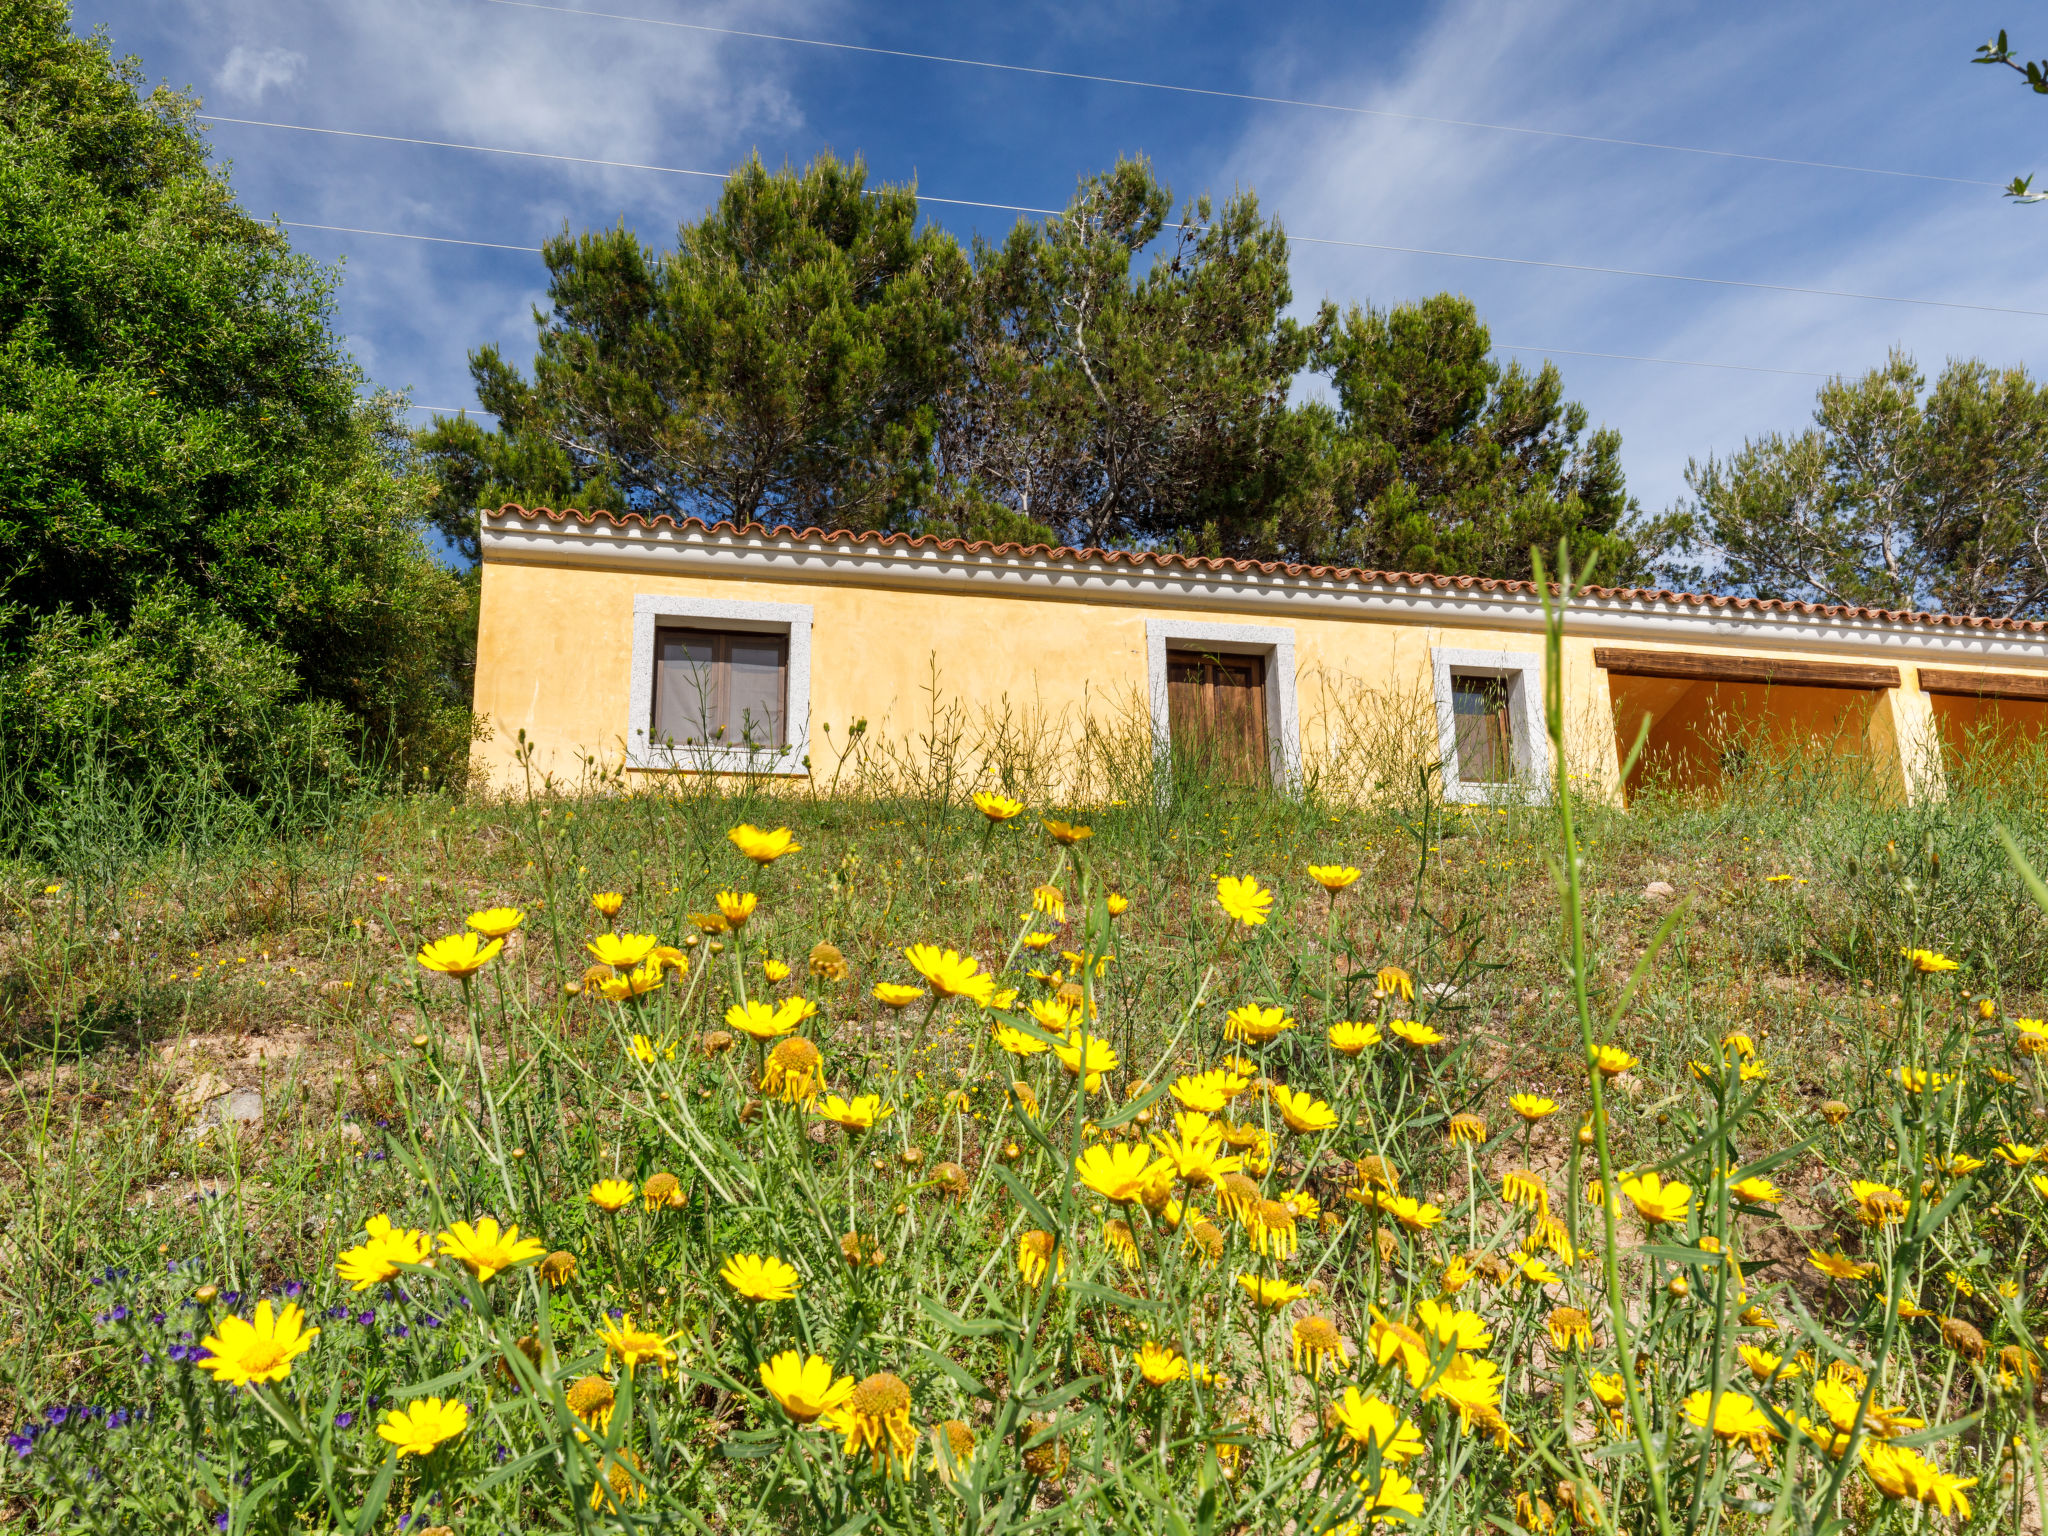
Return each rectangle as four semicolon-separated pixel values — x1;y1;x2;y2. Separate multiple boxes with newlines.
471;505;2048;804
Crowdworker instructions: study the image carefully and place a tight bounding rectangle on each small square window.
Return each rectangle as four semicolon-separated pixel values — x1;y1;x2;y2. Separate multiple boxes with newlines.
652;628;788;750
1451;675;1514;784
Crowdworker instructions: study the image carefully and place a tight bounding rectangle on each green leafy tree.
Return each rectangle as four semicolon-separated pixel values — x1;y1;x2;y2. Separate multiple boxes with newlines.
0;0;474;803
420;153;971;543
1287;294;1639;580
1974;29;2048;202
428;153;1640;580
936;157;1326;552
414;409;623;564
1644;351;2048;618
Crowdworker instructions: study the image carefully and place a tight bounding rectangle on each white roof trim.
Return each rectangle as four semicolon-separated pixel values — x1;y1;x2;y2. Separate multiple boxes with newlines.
478;511;2048;666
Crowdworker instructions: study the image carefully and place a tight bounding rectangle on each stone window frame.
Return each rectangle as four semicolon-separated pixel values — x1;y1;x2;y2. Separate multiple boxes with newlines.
1431;645;1550;803
1145;619;1301;793
627;594;812;776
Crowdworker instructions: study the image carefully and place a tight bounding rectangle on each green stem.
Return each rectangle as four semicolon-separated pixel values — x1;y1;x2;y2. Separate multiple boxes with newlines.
1536;540;1673;1536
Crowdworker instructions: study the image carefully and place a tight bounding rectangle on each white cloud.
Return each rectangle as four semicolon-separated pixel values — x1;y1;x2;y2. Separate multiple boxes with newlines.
215;45;303;102
129;0;829;407
1217;0;2048;516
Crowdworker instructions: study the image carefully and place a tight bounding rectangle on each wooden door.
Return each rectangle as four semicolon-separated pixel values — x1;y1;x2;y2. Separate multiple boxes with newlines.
1167;650;1269;785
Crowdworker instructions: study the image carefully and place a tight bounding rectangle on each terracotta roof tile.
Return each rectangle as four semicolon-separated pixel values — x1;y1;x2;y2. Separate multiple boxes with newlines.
484;504;2048;637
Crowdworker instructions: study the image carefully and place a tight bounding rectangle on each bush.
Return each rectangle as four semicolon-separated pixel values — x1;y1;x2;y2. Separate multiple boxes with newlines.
0;3;479;831
4;594;356;787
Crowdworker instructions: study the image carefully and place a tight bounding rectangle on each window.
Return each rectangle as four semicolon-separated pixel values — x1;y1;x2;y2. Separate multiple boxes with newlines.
652;628;788;750
627;596;812;776
1431;648;1547;803
1451;676;1512;784
1166;649;1269;784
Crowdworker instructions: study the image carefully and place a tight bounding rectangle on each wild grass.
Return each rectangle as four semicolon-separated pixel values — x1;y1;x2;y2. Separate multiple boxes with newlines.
7;604;2048;1531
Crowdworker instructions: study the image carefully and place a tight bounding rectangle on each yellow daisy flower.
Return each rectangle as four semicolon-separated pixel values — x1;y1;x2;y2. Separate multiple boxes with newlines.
376;1397;469;1458
196;1300;318;1387
436;1218;545;1283
1214;875;1273;927
720;1252;801;1302
416;932;503;978
728;824;800;863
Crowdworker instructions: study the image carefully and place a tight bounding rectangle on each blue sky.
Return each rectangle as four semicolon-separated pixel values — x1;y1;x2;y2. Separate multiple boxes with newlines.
78;0;2048;528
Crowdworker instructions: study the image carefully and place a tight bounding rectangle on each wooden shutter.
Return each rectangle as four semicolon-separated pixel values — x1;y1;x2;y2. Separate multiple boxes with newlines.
1166;650;1269;785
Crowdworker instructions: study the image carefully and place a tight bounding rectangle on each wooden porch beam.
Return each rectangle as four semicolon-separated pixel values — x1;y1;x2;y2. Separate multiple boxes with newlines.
1593;648;1900;691
1917;667;2048;702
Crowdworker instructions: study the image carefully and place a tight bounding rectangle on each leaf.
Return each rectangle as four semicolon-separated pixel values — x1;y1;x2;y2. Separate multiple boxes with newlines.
1071;1281;1163;1315
1006;1016;1068;1051
914;1344;996;1401
720;1429;783;1460
1637;1080;1767;1172
1997;822;2048;916
1098;1078;1171;1131
1910;1177;1975;1241
348;1460;397;1536
919;1293;1017;1340
993;1164;1062;1235
1890;1411;1980;1450
1730;1137;1819;1183
1018;1378;1105;1415
1602;888;1689;1031
1637;1243;1722;1266
470;1444;556;1494
1777;1293;1867;1371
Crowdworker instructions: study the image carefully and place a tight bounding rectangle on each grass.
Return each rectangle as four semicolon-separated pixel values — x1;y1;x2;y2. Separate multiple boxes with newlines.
8;608;2048;1531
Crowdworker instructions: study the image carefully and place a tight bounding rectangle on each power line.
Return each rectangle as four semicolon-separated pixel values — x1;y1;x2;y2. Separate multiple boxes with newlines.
203;115;730;184
305;223;1837;382
472;0;1998;190
1494;344;1825;379
1279;232;2048;319
214;117;2048;319
285;220;540;252
201;115;1062;215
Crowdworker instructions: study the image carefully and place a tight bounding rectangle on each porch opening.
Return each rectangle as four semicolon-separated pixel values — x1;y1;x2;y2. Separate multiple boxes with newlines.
1598;650;1899;804
1608;677;1885;801
1922;667;2048;781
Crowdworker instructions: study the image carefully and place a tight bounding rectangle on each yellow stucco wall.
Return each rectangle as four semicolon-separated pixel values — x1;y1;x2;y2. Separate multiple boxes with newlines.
473;557;1612;798
469;550;2047;805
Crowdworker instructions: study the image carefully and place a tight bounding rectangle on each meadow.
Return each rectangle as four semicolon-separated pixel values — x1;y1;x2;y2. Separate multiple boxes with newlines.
6;604;2048;1533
